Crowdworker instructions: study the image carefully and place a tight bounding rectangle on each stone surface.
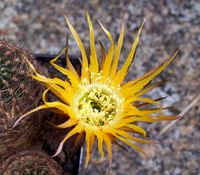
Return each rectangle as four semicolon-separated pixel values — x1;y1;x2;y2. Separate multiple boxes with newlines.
1;0;200;175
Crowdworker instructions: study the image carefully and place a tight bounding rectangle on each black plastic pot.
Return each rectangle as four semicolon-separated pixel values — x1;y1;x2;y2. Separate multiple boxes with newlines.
34;53;83;175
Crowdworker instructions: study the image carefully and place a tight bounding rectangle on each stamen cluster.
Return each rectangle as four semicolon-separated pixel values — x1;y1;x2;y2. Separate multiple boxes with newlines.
74;83;122;127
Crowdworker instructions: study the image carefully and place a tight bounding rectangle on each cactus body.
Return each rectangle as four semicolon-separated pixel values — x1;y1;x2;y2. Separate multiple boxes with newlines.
0;40;43;160
0;148;62;175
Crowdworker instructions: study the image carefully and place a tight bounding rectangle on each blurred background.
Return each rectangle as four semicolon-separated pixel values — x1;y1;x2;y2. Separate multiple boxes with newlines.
1;0;200;175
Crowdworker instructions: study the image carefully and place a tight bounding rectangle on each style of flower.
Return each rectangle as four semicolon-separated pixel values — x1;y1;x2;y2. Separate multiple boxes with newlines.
15;13;178;168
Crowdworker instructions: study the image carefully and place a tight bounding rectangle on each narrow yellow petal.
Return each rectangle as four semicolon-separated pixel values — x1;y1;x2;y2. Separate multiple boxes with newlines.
32;75;72;104
53;124;84;157
48;119;77;129
66;54;80;81
124;104;140;113
104;129;147;156
84;128;93;167
112;122;146;136
134;96;167;108
99;21;114;78
155;115;179;121
123;107;163;118
64;16;89;80
65;39;80;81
139;108;164;115
94;130;104;163
26;53;74;101
52;77;72;90
122;75;147;90
120;115;157;123
86;12;98;74
48;108;69;115
123;50;178;98
74;131;85;150
103;127;117;134
49;102;77;119
99;41;106;71
42;89;77;119
14;104;50;128
135;80;165;96
31;73;71;90
22;54;37;74
126;124;147;136
124;97;158;107
90;133;95;151
115;134;147;156
122;63;159;89
103;133;112;173
46;84;72;105
50;52;79;89
122;114;177;123
113;19;145;85
116;130;157;144
109;22;125;78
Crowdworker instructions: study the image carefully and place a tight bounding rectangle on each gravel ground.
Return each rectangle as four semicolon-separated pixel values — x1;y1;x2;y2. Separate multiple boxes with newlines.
1;0;200;175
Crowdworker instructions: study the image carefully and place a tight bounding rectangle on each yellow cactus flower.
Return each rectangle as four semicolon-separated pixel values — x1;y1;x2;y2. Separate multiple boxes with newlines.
15;13;178;168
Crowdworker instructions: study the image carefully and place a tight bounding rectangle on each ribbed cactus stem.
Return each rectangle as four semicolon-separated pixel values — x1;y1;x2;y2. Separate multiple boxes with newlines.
0;40;44;160
0;149;62;174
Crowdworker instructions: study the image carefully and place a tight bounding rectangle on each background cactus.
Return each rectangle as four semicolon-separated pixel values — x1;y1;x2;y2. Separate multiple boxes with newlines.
0;148;62;175
0;40;43;160
0;40;81;174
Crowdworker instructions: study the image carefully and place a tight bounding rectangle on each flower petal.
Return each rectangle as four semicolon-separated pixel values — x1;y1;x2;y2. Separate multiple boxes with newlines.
50;50;79;89
117;130;158;145
99;21;114;79
42;89;77;119
104;129;147;156
94;129;104;163
103;133;112;173
110;22;125;78
14;104;50;128
113;19;145;85
99;41;106;71
126;124;147;136
135;80;166;96
65;38;80;81
64;16;89;80
53;124;84;157
115;134;147;156
84;128;94;167
123;50;178;98
124;97;158;107
86;12;98;74
48;119;77;129
123;107;163;117
120;115;158;123
32;75;73;105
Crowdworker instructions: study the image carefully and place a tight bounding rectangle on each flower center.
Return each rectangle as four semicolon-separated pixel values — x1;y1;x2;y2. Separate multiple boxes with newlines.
73;83;123;127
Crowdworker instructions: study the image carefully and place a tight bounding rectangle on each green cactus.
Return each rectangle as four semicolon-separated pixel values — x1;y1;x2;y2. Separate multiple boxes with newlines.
0;148;62;175
0;40;44;160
